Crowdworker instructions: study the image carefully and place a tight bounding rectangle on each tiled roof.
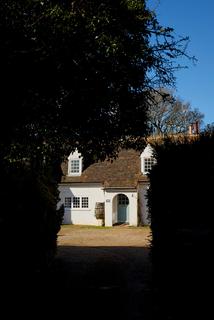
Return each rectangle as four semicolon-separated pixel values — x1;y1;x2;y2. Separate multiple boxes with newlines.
61;149;148;188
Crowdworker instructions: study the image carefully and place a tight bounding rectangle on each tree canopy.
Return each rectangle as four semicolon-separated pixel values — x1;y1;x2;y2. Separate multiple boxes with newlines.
147;89;204;135
1;0;192;164
0;0;194;272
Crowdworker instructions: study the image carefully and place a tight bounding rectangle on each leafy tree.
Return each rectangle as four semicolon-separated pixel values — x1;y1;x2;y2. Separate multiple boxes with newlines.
1;0;193;162
147;89;204;135
0;0;193;271
204;122;214;133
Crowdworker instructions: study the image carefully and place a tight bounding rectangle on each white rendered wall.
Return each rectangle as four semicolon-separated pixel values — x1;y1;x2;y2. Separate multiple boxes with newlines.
58;184;104;226
58;185;139;227
138;183;150;225
112;196;117;225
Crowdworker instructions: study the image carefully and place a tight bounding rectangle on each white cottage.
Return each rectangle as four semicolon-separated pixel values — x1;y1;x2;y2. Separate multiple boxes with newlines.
58;146;154;227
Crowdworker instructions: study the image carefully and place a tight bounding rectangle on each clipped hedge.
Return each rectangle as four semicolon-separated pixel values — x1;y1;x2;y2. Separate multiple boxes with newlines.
148;132;214;318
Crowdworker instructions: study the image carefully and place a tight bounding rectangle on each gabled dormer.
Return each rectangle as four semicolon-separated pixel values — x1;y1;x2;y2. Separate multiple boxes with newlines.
140;145;155;175
68;149;83;176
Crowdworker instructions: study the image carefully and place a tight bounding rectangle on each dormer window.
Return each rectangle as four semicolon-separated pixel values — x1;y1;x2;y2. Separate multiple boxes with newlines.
144;157;155;174
140;144;155;175
68;150;82;176
70;159;80;174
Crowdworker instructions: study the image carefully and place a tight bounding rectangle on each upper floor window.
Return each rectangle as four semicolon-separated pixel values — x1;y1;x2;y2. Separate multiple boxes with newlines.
144;157;155;173
140;144;155;174
70;159;80;174
68;149;82;176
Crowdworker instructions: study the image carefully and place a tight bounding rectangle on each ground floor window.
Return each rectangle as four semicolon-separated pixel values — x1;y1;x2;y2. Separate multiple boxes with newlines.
82;197;89;208
73;197;80;208
64;196;89;209
65;197;72;208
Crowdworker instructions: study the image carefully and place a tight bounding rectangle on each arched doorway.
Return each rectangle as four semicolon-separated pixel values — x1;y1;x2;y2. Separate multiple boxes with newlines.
117;194;129;223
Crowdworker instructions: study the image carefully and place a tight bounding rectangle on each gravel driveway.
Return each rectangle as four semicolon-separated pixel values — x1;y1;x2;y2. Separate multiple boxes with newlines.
54;225;152;320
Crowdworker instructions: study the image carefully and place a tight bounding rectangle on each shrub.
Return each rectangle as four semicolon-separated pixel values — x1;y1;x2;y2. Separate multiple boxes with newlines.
148;132;214;318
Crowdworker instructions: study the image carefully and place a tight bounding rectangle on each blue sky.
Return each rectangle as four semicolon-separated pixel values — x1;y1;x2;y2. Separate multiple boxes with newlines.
148;0;214;126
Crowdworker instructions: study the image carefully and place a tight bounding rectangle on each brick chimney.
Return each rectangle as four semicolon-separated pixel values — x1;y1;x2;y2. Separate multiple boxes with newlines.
189;121;200;135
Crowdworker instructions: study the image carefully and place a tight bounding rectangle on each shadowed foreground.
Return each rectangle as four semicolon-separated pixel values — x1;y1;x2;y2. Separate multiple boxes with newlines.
52;245;152;319
1;226;153;319
51;226;153;319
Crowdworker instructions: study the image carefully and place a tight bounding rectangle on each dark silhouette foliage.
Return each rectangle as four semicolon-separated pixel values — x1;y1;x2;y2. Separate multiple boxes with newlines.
148;131;214;318
1;0;192;161
0;0;192;274
0;160;63;274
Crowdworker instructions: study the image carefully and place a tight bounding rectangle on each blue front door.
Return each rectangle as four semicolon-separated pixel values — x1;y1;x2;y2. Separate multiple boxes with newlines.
118;194;129;222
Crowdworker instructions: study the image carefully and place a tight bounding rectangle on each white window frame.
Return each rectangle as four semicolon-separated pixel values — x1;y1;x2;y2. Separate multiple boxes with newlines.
68;150;83;176
144;157;155;174
73;196;81;208
140;145;155;174
72;196;90;210
81;197;89;208
64;197;72;208
70;159;80;174
64;196;90;211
